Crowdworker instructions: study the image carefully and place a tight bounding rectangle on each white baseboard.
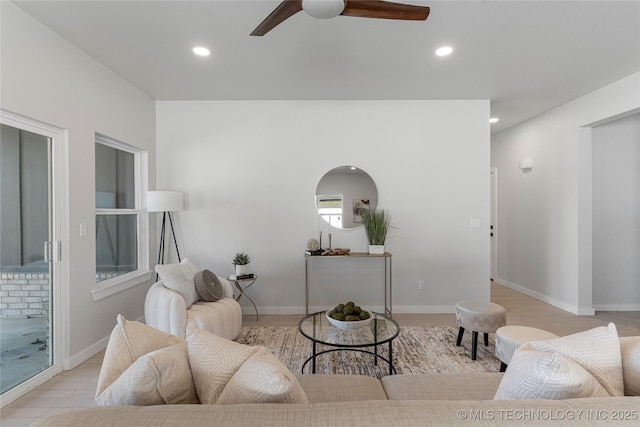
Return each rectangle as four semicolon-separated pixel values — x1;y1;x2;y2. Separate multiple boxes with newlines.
240;305;456;316
64;336;109;370
494;277;595;316
392;305;456;314
242;306;305;315
593;304;640;311
63;314;145;370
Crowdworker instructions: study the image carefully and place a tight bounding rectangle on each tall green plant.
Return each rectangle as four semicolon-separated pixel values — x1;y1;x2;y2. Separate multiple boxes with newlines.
362;209;391;245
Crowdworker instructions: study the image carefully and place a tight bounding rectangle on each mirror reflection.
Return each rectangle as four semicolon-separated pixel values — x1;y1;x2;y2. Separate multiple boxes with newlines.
315;166;378;229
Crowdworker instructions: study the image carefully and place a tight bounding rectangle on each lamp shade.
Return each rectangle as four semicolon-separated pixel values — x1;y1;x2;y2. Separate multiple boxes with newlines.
147;191;184;212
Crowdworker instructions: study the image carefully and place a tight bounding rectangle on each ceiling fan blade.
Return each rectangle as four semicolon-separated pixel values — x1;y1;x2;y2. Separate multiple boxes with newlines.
251;0;303;36
341;0;430;20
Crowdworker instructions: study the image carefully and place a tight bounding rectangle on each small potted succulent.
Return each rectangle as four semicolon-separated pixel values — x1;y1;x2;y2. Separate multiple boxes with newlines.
232;252;251;275
361;209;392;255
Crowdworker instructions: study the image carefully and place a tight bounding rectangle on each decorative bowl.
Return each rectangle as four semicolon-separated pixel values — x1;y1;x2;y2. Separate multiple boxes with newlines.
326;309;373;330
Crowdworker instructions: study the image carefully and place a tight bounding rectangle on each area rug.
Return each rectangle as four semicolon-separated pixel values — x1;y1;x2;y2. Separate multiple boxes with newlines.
237;325;501;378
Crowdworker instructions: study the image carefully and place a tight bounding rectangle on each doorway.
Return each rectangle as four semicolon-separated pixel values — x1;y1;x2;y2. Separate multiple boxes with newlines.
490;167;497;281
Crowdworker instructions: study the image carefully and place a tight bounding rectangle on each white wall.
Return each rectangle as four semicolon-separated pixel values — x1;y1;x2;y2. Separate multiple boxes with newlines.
157;100;490;314
1;3;156;364
592;113;640;310
491;73;640;314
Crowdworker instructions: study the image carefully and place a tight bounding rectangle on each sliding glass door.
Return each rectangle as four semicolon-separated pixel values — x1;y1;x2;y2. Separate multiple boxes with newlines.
1;114;64;403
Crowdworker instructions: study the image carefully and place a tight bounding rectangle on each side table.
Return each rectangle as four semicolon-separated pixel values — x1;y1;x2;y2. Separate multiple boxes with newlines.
227;275;259;321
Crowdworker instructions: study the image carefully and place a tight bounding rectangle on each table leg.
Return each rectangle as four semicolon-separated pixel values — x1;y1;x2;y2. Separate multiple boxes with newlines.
234;281;243;302
374;343;378;366
312;341;316;374
374;318;378;366
388;341;394;375
245;293;259;321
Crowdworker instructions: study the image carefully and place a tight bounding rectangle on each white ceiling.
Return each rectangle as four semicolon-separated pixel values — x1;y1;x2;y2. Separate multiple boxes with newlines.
12;0;640;133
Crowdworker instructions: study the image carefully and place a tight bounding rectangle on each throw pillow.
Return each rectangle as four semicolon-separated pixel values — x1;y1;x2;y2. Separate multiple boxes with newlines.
96;342;198;405
526;322;623;396
217;346;308;404
95;315;197;405
194;269;225;302
620;336;640;396
155;258;200;308
494;348;609;400
186;327;308;405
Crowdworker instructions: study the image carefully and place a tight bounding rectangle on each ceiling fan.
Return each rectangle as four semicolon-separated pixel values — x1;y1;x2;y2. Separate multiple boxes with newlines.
251;0;430;36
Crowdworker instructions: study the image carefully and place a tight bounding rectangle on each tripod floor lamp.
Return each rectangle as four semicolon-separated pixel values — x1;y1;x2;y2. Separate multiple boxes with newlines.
147;191;184;279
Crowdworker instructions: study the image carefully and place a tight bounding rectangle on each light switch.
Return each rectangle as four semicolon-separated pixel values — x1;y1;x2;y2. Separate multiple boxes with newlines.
80;222;87;237
470;218;481;228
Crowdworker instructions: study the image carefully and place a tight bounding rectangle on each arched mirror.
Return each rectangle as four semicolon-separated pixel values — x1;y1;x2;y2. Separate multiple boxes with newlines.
315;166;378;229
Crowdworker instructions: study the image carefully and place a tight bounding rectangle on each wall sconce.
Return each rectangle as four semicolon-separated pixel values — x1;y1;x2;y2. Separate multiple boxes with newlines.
519;158;533;172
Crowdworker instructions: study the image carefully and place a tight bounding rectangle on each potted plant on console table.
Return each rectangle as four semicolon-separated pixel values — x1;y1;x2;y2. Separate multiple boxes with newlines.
362;209;391;255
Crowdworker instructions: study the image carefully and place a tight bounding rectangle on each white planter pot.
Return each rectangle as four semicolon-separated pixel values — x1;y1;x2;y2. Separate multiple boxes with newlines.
235;264;249;275
368;245;385;255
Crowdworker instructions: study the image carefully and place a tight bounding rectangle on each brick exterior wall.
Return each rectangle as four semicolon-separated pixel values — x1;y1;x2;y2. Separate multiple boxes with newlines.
0;273;49;318
1;271;125;318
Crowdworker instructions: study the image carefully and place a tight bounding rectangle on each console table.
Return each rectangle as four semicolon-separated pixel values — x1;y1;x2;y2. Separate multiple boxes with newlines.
304;252;392;316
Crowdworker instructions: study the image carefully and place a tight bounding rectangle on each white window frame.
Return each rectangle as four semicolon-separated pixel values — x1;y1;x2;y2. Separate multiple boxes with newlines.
317;194;343;228
92;134;150;301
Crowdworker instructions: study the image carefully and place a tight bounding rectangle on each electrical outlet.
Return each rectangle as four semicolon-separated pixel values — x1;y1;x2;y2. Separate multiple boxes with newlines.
418;280;426;290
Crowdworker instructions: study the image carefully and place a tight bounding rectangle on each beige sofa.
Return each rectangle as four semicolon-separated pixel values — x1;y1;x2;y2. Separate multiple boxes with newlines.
29;374;640;426
31;335;640;427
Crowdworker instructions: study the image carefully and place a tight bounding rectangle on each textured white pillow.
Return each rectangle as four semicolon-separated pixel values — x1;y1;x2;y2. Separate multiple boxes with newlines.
186;327;308;405
96;342;198;405
526;322;623;396
155;258;200;308
95;315;197;405
494;349;609;400
620;336;640;396
218;346;308;404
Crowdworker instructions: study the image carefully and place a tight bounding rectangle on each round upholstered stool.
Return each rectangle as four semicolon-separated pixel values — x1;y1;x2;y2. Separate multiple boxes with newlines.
495;325;558;372
455;300;507;360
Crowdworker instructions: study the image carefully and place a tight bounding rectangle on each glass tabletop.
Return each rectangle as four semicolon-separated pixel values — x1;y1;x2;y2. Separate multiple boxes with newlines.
298;311;399;348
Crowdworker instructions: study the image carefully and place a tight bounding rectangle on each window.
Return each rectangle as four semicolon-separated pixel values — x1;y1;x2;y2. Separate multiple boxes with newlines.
316;194;343;228
93;134;149;299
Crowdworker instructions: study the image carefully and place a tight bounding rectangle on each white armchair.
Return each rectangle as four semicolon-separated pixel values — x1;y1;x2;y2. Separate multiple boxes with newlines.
144;274;242;341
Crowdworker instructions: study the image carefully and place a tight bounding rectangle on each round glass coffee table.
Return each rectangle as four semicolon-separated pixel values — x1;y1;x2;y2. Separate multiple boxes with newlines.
298;311;400;375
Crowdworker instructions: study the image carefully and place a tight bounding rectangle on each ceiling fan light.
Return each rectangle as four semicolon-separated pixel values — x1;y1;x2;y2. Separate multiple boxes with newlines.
302;0;345;19
435;46;453;57
193;46;210;56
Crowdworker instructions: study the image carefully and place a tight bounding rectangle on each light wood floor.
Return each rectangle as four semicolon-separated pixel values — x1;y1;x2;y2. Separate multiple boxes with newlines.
1;283;638;426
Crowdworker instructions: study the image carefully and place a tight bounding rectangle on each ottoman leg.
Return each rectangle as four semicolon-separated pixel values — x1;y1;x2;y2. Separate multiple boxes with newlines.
500;362;507;372
471;331;478;360
456;327;465;346
484;333;489;346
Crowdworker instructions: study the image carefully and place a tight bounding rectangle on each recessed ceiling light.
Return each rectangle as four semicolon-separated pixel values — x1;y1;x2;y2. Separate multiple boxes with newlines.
350;166;357;170
435;46;453;57
193;46;210;57
489;117;499;124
